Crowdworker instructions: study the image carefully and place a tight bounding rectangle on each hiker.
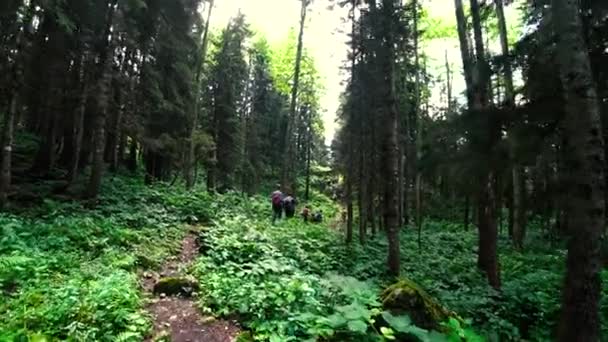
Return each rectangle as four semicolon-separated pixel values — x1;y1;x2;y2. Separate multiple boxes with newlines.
312;210;323;223
283;194;297;218
301;205;311;223
270;186;284;223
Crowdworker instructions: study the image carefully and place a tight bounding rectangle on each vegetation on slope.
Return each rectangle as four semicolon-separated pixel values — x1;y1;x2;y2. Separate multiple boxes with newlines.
191;192;608;341
0;177;211;341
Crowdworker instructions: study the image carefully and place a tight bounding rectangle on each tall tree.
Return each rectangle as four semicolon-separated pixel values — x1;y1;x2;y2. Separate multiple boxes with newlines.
495;0;526;249
454;0;500;288
85;0;118;199
413;0;423;246
552;0;605;339
379;0;402;276
282;0;310;192
186;0;214;189
345;0;357;244
0;8;24;209
207;14;250;192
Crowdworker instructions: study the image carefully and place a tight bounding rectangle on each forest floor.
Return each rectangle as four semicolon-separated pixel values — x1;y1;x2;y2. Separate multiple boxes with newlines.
143;231;240;342
1;176;607;341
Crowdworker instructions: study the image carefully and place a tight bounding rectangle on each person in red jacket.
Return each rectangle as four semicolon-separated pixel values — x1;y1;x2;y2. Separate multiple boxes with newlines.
270;185;284;224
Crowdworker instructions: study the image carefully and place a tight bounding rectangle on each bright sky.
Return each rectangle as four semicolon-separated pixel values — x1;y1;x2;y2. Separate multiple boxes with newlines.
210;0;523;145
211;0;349;146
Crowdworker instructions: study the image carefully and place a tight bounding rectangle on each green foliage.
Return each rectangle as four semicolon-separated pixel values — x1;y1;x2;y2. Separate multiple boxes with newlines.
193;194;479;341
0;176;212;340
196;191;605;342
3;175;606;342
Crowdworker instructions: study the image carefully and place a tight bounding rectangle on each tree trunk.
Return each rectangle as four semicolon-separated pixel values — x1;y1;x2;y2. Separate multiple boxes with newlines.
84;0;117;199
496;0;526;249
282;0;308;192
413;0;423;245
66;57;89;186
552;0;605;339
304;106;312;200
0;24;24;208
187;0;214;189
454;0;474;104
494;0;514;102
512;165;526;249
464;194;470;230
127;138;137;172
456;0;500;288
109;96;123;173
478;172;501;289
346;172;354;243
379;0;401;277
0;93;17;209
358;161;367;244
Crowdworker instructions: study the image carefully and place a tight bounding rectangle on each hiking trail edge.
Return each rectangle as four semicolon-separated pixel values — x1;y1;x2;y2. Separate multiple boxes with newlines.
142;229;241;342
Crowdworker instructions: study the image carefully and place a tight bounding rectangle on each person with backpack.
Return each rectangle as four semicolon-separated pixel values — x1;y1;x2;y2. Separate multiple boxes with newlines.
301;205;311;223
270;186;284;224
283;194;297;218
312;210;323;223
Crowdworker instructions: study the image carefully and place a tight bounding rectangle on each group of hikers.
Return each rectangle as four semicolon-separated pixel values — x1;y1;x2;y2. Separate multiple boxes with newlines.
270;185;323;224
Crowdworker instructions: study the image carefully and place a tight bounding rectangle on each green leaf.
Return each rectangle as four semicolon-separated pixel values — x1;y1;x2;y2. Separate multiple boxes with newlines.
382;311;412;332
380;326;396;340
346;320;368;333
327;313;347;328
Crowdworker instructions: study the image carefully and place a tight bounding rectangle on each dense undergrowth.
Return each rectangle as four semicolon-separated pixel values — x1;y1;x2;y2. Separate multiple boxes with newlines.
195;193;608;342
194;193;477;341
0;176;213;341
1;177;607;341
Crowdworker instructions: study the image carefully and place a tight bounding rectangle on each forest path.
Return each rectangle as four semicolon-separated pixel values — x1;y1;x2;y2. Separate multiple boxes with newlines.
142;230;241;342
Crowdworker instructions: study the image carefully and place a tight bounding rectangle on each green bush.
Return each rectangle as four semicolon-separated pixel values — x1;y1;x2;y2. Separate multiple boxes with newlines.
0;176;209;341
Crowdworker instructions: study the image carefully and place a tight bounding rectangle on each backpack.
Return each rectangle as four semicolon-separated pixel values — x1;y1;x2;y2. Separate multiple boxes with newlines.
272;192;282;206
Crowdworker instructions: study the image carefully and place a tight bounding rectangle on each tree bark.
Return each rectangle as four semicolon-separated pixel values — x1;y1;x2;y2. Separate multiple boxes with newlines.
464;194;470;230
455;0;500;288
413;0;424;245
187;0;214;189
552;0;605;339
358;159;367;244
346;175;354;243
478;171;501;288
85;0;117;199
379;0;401;277
127;138;137;172
454;0;475;104
495;0;526;249
0;23;24;208
512;165;526;249
0;90;17;209
66;56;90;186
282;0;308;192
304;119;312;201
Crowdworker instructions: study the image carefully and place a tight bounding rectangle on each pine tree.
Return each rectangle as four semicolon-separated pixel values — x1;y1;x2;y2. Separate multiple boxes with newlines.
207;14;251;192
552;0;605;339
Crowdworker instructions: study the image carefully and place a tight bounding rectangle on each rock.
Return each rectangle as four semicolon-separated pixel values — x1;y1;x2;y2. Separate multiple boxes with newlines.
235;332;254;342
381;278;460;330
153;276;200;297
200;316;216;324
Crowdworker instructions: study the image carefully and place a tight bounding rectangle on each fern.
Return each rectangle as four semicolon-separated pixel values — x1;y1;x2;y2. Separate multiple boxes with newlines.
0;254;33;274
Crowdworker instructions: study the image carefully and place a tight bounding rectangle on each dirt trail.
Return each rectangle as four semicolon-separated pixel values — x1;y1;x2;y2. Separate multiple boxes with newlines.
142;232;241;342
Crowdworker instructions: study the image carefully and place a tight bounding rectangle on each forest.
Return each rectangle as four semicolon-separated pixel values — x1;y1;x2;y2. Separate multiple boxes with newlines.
0;0;607;341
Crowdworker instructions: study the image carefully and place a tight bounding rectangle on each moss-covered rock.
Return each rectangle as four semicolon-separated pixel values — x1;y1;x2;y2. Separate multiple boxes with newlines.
381;278;459;330
153;276;199;297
